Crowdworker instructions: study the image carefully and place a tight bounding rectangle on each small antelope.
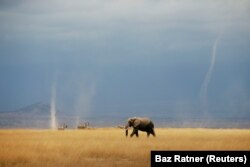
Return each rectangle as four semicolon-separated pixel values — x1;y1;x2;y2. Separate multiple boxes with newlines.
58;123;68;130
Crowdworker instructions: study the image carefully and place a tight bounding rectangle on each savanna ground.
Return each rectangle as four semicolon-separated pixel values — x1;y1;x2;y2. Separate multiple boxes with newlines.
0;128;250;167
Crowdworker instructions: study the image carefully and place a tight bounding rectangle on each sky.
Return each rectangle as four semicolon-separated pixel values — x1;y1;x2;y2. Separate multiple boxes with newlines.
0;0;250;120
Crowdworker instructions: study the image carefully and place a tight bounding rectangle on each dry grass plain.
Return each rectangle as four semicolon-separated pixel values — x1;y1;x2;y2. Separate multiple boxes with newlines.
0;128;250;167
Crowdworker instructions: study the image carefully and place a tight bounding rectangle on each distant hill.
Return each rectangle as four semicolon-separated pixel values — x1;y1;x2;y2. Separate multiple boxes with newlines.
5;102;50;116
0;102;83;129
0;102;52;128
16;102;50;112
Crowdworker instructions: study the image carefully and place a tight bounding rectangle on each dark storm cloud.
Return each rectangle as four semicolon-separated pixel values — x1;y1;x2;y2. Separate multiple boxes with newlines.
0;0;249;120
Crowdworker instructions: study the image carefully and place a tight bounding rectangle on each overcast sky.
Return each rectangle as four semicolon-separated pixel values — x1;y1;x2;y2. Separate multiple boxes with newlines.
0;0;249;119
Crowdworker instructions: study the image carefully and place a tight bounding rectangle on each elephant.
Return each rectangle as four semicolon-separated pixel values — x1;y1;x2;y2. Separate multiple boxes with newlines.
125;117;155;137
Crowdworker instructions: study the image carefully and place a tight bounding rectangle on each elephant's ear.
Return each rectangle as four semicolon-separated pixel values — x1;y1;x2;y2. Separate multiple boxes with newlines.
133;119;140;128
129;117;136;123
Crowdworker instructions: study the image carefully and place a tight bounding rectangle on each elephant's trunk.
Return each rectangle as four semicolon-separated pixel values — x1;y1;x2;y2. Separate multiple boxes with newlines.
125;124;129;137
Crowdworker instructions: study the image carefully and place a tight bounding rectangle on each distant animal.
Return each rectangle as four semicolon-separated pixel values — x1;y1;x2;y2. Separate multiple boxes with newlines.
125;117;155;137
77;122;89;129
58;123;68;130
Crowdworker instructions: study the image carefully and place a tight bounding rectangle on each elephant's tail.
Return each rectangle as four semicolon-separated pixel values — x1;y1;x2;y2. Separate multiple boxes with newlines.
150;121;154;128
152;128;156;137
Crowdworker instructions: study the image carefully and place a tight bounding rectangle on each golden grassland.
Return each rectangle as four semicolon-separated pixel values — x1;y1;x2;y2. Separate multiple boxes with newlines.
0;128;250;167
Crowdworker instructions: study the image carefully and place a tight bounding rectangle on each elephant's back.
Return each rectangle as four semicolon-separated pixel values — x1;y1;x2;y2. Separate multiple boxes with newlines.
138;117;149;123
138;118;154;128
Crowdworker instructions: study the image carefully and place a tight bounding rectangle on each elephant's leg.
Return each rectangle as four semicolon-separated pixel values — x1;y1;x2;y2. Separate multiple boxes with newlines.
135;130;139;137
130;128;138;137
130;128;136;137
